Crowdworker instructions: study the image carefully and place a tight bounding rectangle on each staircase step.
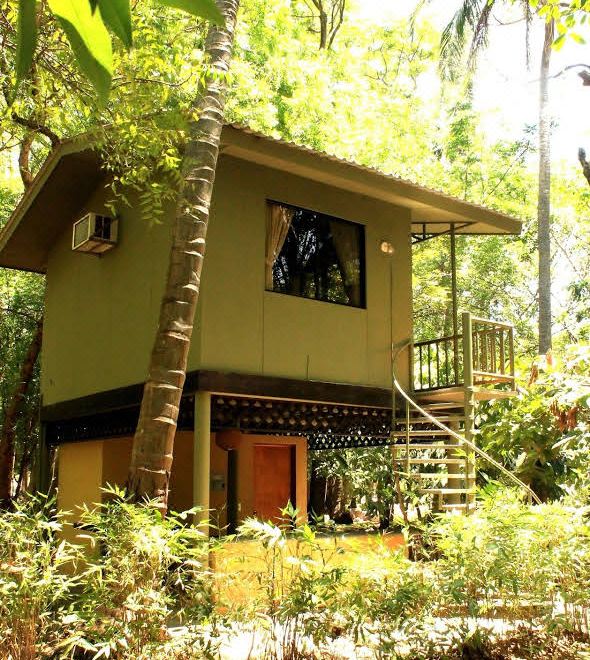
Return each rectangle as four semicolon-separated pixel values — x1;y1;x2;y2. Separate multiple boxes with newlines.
417;402;464;411
397;416;465;424
391;430;450;437
419;488;476;495
474;388;518;401
394;443;465;451
416;387;465;403
415;472;474;479
406;458;467;465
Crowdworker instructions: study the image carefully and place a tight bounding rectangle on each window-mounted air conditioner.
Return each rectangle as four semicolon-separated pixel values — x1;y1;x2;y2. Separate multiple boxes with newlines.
72;212;118;254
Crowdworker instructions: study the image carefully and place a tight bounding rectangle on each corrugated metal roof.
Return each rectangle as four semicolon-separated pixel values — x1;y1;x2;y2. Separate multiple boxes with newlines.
224;122;522;226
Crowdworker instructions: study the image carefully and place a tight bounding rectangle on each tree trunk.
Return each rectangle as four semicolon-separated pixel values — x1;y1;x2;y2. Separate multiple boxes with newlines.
127;0;240;509
578;148;590;187
537;20;554;355
318;9;328;49
0;320;43;504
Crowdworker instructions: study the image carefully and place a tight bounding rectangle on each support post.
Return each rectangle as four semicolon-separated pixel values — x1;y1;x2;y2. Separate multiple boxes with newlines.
446;416;462;508
193;391;211;531
450;226;460;383
33;423;51;494
462;312;476;511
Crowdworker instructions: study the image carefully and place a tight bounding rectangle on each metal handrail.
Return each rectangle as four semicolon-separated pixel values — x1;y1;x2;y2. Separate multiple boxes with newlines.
392;339;542;506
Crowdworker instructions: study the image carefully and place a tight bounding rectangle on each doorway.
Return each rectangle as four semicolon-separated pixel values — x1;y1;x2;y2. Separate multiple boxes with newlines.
253;444;296;524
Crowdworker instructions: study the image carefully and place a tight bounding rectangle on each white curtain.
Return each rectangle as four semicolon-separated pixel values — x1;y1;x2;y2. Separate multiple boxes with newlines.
330;220;361;306
265;203;294;289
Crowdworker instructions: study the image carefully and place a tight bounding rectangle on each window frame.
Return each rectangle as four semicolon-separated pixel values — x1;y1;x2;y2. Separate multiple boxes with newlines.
265;199;367;310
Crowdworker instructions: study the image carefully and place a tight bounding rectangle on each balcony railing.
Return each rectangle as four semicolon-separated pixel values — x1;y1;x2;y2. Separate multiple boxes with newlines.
412;313;515;392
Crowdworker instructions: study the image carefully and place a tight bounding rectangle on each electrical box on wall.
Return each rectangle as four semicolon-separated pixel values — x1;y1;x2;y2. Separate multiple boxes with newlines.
72;212;118;254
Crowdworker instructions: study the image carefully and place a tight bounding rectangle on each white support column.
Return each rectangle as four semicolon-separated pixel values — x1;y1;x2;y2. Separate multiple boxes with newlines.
193;391;211;529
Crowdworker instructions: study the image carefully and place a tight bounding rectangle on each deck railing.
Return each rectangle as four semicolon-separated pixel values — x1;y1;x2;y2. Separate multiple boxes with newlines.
412;313;515;392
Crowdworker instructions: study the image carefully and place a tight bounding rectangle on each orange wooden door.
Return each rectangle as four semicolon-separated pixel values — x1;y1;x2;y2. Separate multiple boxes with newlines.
254;445;294;523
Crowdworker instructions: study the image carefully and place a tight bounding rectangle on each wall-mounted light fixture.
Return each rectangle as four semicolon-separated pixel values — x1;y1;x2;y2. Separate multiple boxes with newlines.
380;240;394;255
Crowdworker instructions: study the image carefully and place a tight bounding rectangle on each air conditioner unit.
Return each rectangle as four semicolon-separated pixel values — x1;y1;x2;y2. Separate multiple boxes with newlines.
72;212;118;254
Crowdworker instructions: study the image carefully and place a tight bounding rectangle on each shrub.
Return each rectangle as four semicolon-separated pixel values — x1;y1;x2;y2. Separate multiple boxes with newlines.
0;494;82;660
429;490;590;633
68;485;218;659
478;347;590;500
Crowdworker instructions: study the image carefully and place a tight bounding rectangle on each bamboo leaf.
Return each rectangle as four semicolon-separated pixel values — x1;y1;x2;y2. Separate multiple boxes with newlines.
15;0;37;91
157;0;224;25
97;0;132;48
47;0;113;101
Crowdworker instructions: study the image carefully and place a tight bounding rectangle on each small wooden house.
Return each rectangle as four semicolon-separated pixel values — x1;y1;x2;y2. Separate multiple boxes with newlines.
0;125;522;526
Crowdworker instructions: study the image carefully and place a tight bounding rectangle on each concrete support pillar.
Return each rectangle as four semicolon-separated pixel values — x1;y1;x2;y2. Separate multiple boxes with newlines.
193;391;211;529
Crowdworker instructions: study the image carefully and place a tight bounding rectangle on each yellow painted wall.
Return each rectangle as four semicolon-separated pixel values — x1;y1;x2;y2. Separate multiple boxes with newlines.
216;430;308;524
42;154;412;406
57;441;103;544
55;431;305;529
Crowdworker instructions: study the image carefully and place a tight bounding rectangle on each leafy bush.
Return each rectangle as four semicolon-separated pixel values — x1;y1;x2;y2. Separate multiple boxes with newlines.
0;488;218;660
0;494;82;660
2;489;590;659
478;346;590;500
429;490;590;632
68;485;217;659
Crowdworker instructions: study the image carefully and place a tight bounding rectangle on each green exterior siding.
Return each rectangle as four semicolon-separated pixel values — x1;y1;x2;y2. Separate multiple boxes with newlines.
41;154;412;406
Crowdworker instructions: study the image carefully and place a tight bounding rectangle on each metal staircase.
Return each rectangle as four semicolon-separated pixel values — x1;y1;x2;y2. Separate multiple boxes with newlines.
392;312;540;513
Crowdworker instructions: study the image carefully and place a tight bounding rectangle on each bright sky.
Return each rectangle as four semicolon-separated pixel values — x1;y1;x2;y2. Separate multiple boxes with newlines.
357;0;590;167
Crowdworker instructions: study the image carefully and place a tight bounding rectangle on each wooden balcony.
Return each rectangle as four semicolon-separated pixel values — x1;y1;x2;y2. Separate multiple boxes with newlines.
412;313;516;394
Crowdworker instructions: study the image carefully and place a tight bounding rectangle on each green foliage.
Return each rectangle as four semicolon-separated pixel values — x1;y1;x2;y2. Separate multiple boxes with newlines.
430;490;590;627
0;487;219;659
0;494;83;659
69;485;216;658
14;0;223;100
2;489;590;658
478;345;590;500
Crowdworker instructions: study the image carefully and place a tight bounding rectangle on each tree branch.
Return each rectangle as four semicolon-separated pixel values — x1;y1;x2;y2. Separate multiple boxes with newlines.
10;112;60;149
18;134;34;189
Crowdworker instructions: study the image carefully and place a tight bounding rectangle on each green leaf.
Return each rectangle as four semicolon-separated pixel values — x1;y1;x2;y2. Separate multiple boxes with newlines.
98;0;132;48
15;0;37;91
157;0;224;25
553;33;566;50
47;0;113;101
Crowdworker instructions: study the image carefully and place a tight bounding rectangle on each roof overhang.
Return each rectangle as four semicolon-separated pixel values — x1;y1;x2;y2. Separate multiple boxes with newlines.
0;125;522;274
0;139;104;273
221;124;522;237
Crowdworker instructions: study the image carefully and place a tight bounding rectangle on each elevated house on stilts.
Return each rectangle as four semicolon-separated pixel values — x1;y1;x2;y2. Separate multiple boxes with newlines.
0;125;525;530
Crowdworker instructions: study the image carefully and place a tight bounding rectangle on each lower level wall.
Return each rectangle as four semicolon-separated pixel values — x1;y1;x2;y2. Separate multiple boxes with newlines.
56;430;307;532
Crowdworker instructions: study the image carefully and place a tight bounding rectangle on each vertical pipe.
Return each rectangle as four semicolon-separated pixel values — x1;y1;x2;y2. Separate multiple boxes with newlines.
405;399;411;476
451;226;459;383
193;391;212;532
509;327;515;381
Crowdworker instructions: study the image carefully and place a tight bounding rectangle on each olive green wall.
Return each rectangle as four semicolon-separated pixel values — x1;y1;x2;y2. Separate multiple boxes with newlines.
42;154;412;405
201;156;412;388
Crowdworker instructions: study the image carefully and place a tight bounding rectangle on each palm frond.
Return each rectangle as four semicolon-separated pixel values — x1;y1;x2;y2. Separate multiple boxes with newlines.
439;0;496;81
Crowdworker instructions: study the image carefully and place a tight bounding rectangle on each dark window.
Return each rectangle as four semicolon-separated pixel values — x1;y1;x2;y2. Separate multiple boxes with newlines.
266;201;365;308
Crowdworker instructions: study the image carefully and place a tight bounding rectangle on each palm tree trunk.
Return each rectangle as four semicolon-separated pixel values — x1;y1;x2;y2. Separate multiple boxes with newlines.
538;20;554;355
128;0;241;508
0;320;43;505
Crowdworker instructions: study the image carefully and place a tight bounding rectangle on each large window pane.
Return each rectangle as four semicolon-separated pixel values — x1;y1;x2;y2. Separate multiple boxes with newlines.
267;201;366;308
